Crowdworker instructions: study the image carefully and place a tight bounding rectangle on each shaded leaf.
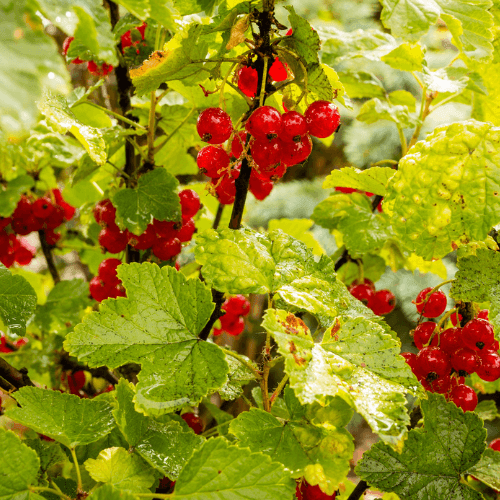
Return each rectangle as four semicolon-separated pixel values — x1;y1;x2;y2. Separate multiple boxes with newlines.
323;166;396;196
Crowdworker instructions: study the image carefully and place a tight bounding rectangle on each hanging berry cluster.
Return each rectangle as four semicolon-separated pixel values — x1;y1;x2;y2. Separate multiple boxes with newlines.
402;287;500;412
0;190;74;268
196;100;340;204
213;295;251;336
62;37;114;77
348;279;396;316
89;258;126;302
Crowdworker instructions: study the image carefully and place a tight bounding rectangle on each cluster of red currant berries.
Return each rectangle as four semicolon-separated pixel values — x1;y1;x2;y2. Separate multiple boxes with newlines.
237;57;288;97
213;295;250;336
62;37;113;77
402;287;500;412
295;481;336;500
348;279;396;315
0;190;74;268
120;23;147;55
93;189;200;260
89;258;126;302
197;102;340;203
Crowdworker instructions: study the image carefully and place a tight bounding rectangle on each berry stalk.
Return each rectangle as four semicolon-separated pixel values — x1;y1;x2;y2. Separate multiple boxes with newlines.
38;229;61;284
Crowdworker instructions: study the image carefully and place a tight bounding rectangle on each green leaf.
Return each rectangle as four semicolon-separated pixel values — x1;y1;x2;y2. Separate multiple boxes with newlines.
418;67;468;94
229;389;354;494
88;484;139;500
130;24;210;95
384;120;500;260
0;264;37;337
323;166;396;196
388;90;417;112
25;438;67;482
65;263;228;415
283;6;321;66
473;399;499;421
172;437;296;499
112;168;181;235
219;352;257;401
467;448;500;491
113;380;203;479
111;0;150;20
263;310;418;448
36;0;118;66
381;43;424;71
0;175;35;217
356;393;486;499
337;71;386;99
38;91;107;165
267;219;324;256
0;428;42;500
7;387;115;448
85;447;156;493
472;63;500;125
357;98;417;128
0;0;70;138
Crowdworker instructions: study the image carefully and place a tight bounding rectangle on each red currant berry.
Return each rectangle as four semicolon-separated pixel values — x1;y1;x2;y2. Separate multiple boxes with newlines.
153;219;178;239
177;218;196;243
62;36;84;64
197;108;233;144
213;173;237;205
0;252;15;268
450;384;478;412
72;371;86;391
348;283;374;307
98;258;122;286
245;106;282;140
477;309;489;320
450;311;463;327
152;237;181;261
128;225;156;250
13;196;33;219
223;295;250;316
98;228;128;254
12;216;40;235
237;66;258;98
60;201;76;221
7;234;20;255
335;187;357;194
32;197;54;219
416;346;451;380
490;438;500;452
14;245;34;266
439;328;462;355
197;146;230;178
401;352;420;376
43;206;65;230
413;322;438;349
280;111;308;143
421;374;451;394
179;189;200;219
0;217;11;230
137;23;147;38
462;318;495;351
476;351;500;381
299;481;336;500
111;283;127;299
250;137;282;170
225;316;245;336
44;229;61;246
415;287;447;318
450;348;479;375
269;57;288;82
231;131;247;159
280;135;312;167
304;101;340;138
89;276;112;302
369;289;396;315
94;199;117;227
87;61;113;77
181;413;203;434
249;171;273;200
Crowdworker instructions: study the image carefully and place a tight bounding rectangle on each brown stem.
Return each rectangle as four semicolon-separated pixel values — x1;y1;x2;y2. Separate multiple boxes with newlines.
198;290;226;341
58;353;119;386
38;230;60;283
212;203;225;230
0;357;34;391
346;480;369;500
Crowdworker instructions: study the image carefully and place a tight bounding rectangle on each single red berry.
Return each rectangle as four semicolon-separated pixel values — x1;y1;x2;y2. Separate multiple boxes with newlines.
462;318;495;351
152;237;181;261
237;66;258;98
280;111;308;143
421;374;451;394
60;201;76;221
72;371;86;391
0;252;15;268
416;346;451;380
245;106;282;140
250;137;282;170
7;234;20;255
197;146;230;178
94;199;117;227
439;328;463;355
89;276;111;302
249;171;273;200
98;258;122;286
305;101;340;138
231;131;247;159
413;322;438;349
12;216;40;235
401;352;420;377
137;23;147;39
13;196;33;219
179;189;200;219
450;348;479;376
121;30;133;49
286;28;293;36
213;173;237;205
348;283;374;307
415;287;447;318
335;187;357;194
225;316;245;336
269;58;288;82
477;309;489;321
181;413;203;434
299;481;336;499
177;218;196;243
14;245;34;266
197;108;233;144
450;311;463;327
369;289;396;315
13;338;28;348
153;219;179;239
128;225;156;250
32;197;54;219
490;438;500;452
98;228;128;254
280;135;313;167
111;283;127;299
43;206;65;230
450;384;478;412
476;351;500;381
0;217;11;230
223;295;250;316
43;229;60;246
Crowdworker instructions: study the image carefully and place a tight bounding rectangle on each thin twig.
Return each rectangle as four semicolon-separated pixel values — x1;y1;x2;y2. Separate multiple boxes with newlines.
0;357;35;392
38;230;60;283
346;480;369;500
213;203;225;229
